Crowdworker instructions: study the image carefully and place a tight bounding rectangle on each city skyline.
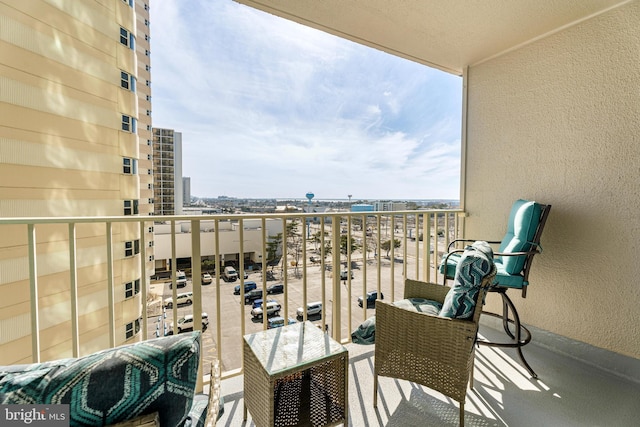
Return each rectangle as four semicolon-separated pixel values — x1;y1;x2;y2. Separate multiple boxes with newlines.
150;0;463;201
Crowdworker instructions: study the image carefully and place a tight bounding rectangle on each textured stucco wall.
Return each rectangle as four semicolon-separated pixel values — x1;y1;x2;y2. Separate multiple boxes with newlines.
465;1;640;358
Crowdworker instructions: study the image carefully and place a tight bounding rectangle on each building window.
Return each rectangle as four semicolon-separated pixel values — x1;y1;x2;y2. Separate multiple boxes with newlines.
124;239;140;257
148;226;154;233
149;255;154;262
148;183;153;190
124;200;139;215
147;169;152;175
147;154;152;161
147;125;152;131
148;198;154;204
148;241;154;247
121;116;137;133
147;139;152;145
145;49;150;57
120;27;134;49
144;19;149;27
120;71;136;92
123;158;138;174
145;65;150;72
146;94;151;101
125;318;142;339
122;0;133;7
144;3;148;11
122;115;131;131
124;279;141;298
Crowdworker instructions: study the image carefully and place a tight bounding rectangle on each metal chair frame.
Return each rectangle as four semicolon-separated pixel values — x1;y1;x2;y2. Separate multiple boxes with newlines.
442;203;551;378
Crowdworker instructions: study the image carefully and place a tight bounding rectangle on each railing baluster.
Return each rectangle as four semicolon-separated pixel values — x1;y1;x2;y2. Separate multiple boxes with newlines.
139;221;148;342
282;217;288;319
261;217;267;330
190;219;203;393
214;218;222;364
331;215;341;341
68;223;79;357
27;224;40;363
170;220;177;335
390;214;395;301
346;215;352;335
106;222;115;347
239;219;246;337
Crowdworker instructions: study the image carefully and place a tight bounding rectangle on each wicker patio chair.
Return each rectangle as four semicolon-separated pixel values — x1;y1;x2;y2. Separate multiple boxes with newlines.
374;243;496;427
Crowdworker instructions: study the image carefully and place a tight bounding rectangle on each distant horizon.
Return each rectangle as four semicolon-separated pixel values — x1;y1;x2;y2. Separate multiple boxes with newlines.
192;195;460;203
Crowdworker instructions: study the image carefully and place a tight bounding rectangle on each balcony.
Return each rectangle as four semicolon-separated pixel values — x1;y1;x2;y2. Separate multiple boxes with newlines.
1;210;638;426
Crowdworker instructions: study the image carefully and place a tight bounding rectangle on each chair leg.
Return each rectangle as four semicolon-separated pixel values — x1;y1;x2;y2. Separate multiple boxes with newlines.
469;357;475;389
459;401;465;427
501;293;516;339
501;293;538;378
373;372;378;407
479;290;538;378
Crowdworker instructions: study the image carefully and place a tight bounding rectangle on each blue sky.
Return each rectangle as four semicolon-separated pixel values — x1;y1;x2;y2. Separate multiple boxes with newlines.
150;0;462;200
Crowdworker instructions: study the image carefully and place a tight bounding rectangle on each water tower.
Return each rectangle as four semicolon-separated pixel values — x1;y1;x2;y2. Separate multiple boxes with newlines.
305;192;314;238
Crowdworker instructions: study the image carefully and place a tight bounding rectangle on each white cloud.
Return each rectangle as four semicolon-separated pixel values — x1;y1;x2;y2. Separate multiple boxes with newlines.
150;0;462;200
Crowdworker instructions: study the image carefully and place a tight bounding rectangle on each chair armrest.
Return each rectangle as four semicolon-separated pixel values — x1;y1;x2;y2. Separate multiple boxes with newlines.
375;300;478;363
404;279;450;303
494;248;541;257
447;239;501;251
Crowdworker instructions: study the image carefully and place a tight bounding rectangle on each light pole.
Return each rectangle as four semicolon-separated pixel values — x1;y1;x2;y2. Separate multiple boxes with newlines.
306;192;314;238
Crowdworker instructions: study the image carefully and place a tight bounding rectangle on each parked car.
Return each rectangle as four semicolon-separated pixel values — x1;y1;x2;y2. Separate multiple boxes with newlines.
267;316;297;329
340;270;354;280
296;302;322;318
251;301;281;319
244;289;263;304
223;266;238;282
169;313;209;334
358;291;384;308
267;283;284;294
252;298;277;309
163;292;193;308
201;273;212;285
169;271;188;289
233;281;257;295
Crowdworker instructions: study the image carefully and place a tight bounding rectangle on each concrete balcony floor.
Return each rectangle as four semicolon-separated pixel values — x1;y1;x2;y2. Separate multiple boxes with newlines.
216;324;639;426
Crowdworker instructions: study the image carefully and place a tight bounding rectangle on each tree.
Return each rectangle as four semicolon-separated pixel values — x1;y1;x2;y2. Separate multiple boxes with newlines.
381;239;402;257
340;235;359;256
266;233;283;270
285;220;302;277
312;230;330;253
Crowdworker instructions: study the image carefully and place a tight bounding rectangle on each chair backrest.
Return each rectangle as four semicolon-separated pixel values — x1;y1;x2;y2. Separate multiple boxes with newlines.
498;200;542;274
498;200;551;295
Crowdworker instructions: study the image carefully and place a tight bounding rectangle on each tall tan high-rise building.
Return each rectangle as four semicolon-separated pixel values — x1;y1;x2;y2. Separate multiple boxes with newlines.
153;128;183;216
0;0;153;364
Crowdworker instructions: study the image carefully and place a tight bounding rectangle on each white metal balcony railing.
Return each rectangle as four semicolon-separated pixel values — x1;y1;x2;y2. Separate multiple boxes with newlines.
0;209;463;381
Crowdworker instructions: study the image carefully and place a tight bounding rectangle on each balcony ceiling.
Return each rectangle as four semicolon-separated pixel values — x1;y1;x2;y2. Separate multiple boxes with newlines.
234;0;628;75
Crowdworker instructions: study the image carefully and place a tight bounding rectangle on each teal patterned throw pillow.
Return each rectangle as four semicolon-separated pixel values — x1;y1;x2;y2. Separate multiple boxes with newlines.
1;332;202;427
440;241;496;319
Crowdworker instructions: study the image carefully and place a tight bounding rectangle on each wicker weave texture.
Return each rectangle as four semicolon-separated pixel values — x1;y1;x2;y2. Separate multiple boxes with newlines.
375;279;489;404
108;412;159;427
243;337;348;427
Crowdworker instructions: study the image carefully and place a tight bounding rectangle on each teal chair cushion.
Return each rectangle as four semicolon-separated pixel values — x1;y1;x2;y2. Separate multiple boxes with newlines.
350;298;443;345
499;200;542;274
440;241;495;319
493;259;526;288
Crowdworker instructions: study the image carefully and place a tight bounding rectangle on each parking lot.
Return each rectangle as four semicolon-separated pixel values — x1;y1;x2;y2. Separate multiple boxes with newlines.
147;255;430;373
